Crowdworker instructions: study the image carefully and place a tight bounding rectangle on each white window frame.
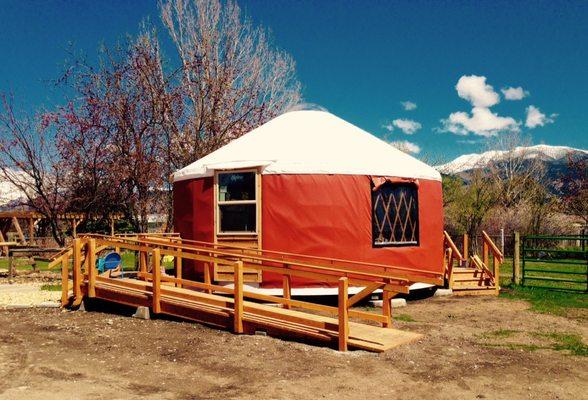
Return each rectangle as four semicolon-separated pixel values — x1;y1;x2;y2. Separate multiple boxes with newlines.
215;169;259;236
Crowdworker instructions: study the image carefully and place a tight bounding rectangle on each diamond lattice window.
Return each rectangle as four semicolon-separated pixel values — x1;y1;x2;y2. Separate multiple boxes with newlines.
372;183;419;246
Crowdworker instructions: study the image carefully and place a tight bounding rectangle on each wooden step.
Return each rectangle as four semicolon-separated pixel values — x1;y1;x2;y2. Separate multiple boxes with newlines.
451;280;493;288
452;287;498;296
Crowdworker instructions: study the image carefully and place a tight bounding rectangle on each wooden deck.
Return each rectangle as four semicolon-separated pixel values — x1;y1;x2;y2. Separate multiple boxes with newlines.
87;276;421;352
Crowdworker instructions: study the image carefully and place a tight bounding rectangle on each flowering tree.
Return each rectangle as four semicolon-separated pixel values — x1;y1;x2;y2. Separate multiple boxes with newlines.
0;0;302;240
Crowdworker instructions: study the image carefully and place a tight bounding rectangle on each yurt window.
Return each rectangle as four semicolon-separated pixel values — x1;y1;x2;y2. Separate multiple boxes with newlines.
217;171;257;233
372;183;419;246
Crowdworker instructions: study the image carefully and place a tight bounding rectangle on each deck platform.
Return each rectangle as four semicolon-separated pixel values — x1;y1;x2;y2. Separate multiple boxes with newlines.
87;276;422;352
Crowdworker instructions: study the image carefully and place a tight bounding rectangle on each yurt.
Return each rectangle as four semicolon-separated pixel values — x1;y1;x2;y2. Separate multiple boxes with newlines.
173;110;444;293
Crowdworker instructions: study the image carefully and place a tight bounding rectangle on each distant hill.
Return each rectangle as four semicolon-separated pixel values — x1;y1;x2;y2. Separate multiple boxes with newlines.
436;144;588;195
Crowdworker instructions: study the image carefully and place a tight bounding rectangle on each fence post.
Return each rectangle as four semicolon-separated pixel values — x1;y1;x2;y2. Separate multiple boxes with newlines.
152;248;161;314
338;277;349;351
233;261;244;334
87;238;96;298
463;234;469;260
500;228;505;255
513;232;521;285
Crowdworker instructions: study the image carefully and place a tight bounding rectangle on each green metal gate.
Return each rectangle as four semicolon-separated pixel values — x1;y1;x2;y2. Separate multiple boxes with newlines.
521;235;587;292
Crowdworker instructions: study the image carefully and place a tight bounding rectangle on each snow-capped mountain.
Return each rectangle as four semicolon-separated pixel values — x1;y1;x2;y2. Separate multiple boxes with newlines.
436;144;588;175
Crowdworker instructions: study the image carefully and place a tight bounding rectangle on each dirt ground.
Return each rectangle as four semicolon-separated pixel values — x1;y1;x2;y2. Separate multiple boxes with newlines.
0;295;586;400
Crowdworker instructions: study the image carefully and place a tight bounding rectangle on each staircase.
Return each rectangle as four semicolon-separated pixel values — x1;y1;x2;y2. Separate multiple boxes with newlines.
444;231;503;296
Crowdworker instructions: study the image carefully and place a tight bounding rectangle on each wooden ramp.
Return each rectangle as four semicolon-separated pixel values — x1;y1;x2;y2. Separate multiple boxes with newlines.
88;276;421;352
56;234;442;352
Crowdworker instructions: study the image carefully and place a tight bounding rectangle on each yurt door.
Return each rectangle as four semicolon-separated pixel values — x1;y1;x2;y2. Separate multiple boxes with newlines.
213;168;262;283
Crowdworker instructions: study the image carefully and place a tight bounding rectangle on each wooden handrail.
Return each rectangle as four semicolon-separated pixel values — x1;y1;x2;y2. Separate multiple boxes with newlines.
86;233;441;286
482;231;503;261
443;231;463;261
126;234;442;281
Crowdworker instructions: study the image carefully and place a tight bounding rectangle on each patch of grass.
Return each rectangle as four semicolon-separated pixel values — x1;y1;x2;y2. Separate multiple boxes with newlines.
484;343;545;352
480;329;518;339
41;283;62;291
533;332;588;357
500;285;587;317
394;313;415;322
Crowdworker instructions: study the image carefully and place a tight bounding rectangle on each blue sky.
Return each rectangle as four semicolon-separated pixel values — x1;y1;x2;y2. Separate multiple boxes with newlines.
1;0;587;161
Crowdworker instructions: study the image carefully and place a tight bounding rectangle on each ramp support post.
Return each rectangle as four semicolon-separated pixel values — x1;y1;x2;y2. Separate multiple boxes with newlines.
338;277;349;351
72;238;83;305
382;289;393;328
282;268;291;309
87;238;96;297
152;248;161;314
233;261;244;334
61;254;70;306
175;238;183;288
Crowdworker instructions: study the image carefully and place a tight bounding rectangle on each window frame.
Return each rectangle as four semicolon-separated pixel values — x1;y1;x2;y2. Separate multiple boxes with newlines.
371;182;420;248
214;169;260;236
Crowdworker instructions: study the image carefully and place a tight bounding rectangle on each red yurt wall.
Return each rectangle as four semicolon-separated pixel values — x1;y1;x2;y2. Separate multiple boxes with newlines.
260;175;443;287
173;174;443;287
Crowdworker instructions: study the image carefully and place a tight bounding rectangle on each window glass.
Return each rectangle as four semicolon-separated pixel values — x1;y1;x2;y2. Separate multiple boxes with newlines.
372;183;419;246
219;204;256;233
218;172;255;201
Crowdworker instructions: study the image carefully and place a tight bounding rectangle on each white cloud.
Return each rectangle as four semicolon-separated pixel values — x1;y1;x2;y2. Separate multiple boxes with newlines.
382;122;395;132
440;107;520;137
401;101;417;111
501;86;529;100
392;118;422;135
525;105;556;128
389;140;421;154
456;75;500;108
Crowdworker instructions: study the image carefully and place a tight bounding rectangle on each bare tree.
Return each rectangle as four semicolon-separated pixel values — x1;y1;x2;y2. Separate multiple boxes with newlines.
161;0;302;169
0;95;68;244
485;132;546;209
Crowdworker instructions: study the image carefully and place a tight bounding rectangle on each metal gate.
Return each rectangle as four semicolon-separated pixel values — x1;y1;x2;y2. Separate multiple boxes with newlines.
521;235;587;292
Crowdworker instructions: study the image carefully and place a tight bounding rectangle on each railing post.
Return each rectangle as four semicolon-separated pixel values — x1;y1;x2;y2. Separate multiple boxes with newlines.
513;231;521;285
175;238;182;288
87;238;96;298
204;262;212;293
482;241;489;268
72;238;82;303
338;277;349;351
61;255;70;306
152;248;161;314
382;289;393;328
463;233;469;260
283;269;292;309
233;261;244;334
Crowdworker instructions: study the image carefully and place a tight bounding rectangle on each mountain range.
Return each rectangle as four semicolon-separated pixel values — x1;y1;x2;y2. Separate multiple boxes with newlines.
435;144;587;195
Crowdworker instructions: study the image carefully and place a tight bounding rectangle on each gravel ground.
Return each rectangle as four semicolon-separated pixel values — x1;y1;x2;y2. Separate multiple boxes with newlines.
0;283;61;307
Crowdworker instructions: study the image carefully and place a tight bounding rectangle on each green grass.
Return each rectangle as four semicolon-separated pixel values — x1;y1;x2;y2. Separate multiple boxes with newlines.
394;313;415;322
40;283;62;291
534;332;588;356
480;329;518;339
479;330;588;356
500;284;587;317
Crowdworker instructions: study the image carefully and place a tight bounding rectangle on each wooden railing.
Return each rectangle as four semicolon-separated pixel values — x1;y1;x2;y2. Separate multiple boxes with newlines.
443;231;464;284
60;234;439;351
482;230;503;290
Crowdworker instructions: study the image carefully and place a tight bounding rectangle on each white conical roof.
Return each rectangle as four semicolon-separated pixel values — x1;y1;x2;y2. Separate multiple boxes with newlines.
173;110;441;182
